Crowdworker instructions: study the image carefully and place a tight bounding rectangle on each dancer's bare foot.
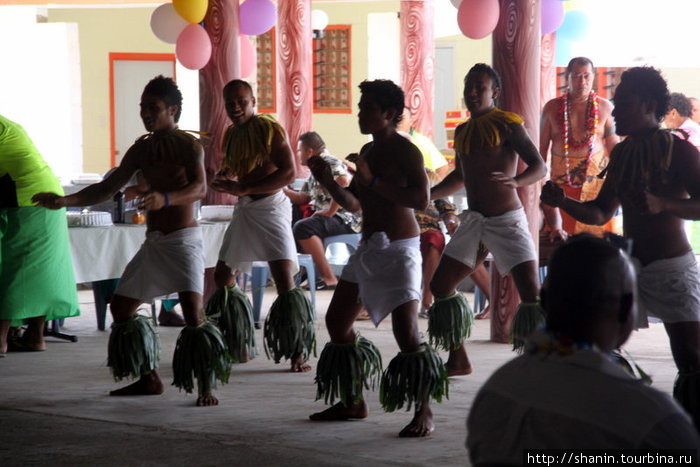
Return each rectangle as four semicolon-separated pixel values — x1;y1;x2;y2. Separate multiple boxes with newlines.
290;352;312;372
309;400;368;421
475;304;491;320
446;346;472;377
399;404;434;438
196;393;219;406
109;371;164;396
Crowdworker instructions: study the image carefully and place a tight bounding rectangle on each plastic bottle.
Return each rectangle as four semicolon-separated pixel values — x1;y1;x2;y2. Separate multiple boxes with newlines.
113;191;125;223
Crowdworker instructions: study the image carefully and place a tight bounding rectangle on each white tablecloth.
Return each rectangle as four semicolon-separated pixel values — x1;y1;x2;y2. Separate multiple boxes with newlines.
68;221;229;283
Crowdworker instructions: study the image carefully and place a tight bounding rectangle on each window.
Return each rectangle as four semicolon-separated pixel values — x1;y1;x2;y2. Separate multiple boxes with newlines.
312;25;351;113
256;28;276;113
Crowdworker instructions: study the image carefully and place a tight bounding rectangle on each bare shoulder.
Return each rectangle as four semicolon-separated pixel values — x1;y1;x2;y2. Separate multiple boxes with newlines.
506;119;529;138
542;97;560;116
541;97;559;117
597;96;614;114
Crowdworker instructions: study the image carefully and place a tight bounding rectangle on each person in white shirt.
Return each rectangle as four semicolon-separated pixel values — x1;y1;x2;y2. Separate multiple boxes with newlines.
467;235;700;465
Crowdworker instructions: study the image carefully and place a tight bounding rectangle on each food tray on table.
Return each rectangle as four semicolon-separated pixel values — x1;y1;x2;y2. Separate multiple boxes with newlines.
67;210;113;227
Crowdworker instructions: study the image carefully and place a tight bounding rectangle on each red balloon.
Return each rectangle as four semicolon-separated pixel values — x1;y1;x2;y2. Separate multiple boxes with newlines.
176;24;212;70
457;0;500;40
240;34;257;78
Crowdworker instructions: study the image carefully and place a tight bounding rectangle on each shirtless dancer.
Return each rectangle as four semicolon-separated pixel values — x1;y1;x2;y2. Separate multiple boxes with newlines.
429;63;546;371
209;79;314;372
308;79;447;437
34;76;229;406
542;66;700;428
540;57;619;240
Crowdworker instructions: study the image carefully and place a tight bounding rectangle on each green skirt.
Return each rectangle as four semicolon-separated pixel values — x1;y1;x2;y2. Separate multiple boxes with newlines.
0;207;80;324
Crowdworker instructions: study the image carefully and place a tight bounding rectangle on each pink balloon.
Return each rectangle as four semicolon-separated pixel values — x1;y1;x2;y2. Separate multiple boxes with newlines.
240;34;257;78
150;3;189;44
541;0;566;35
240;0;277;36
176;24;212;70
457;0;500;40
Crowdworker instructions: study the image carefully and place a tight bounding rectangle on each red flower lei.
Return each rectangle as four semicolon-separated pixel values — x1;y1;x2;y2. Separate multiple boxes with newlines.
557;90;599;188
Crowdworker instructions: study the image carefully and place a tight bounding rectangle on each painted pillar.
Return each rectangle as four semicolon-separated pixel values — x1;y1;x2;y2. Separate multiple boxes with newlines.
200;0;240;206
199;0;240;302
276;0;312;176
490;0;541;342
400;0;435;139
541;32;556;107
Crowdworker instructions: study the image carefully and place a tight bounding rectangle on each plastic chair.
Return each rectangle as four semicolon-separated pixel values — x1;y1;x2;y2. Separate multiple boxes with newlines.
92;278;157;330
249;254;316;325
322;233;361;276
322;233;361;253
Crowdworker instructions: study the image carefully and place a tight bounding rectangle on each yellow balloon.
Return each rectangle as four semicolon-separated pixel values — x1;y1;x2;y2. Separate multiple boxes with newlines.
173;0;208;24
565;0;584;12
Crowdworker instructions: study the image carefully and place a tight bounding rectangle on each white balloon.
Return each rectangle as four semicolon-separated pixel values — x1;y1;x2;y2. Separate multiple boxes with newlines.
150;3;189;44
311;9;329;31
450;0;463;9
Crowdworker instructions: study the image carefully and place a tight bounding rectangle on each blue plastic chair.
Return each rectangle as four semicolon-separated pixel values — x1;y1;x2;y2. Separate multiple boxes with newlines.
322;233;361;254
249;253;316;324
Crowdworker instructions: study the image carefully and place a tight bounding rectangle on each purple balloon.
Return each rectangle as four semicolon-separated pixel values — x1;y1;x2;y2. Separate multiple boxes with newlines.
541;0;565;35
240;0;277;36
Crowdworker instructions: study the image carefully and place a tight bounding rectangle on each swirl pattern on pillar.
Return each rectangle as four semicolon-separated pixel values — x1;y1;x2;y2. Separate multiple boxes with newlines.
400;0;435;140
540;32;556;106
276;0;312;175
200;0;239;205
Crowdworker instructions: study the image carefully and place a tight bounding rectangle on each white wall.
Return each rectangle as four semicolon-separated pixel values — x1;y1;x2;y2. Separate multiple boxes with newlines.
0;6;83;181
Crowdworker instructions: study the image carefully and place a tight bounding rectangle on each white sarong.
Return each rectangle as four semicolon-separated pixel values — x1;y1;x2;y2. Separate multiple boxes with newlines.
443;207;537;275
115;226;204;301
633;251;700;327
218;190;298;274
341;232;422;326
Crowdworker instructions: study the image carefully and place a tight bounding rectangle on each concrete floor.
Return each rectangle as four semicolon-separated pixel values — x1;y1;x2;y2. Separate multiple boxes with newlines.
0;287;678;466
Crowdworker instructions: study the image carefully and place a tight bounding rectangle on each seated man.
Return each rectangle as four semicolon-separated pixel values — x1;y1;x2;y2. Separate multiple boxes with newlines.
284;131;361;290
467;235;700;465
665;92;700;149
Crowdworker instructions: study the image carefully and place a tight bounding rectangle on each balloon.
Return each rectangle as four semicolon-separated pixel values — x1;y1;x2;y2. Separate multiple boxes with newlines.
565;0;585;11
311;10;329;31
239;34;257;78
173;0;208;24
449;0;463;9
240;0;277;36
457;0;499;40
541;0;566;35
557;10;591;42
176;24;212;70
150;3;190;44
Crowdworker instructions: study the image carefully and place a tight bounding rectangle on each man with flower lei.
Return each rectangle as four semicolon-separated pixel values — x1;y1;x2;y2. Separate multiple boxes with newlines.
542;66;700;429
540;57;620;240
467;235;700;465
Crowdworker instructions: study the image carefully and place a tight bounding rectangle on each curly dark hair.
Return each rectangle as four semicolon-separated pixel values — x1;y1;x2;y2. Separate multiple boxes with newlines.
223;79;254;97
618;67;670;122
143;75;183;122
464;63;502;105
358;79;405;127
669;92;692;118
